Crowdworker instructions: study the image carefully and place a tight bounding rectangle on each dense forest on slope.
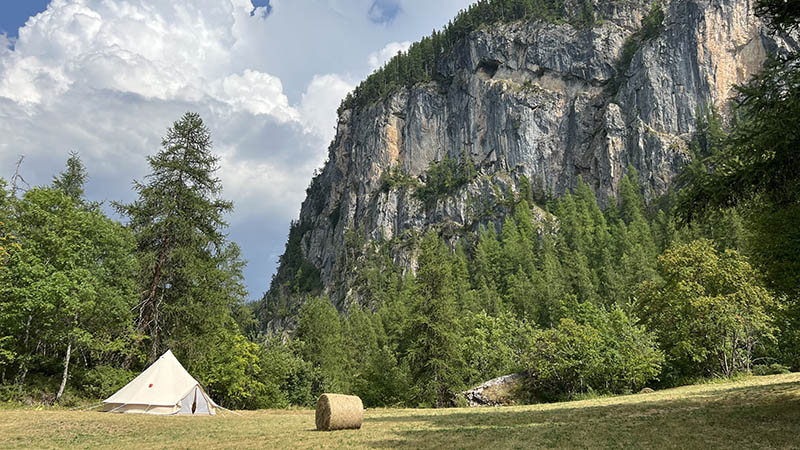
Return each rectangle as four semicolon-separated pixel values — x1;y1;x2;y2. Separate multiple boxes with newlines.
1;0;799;410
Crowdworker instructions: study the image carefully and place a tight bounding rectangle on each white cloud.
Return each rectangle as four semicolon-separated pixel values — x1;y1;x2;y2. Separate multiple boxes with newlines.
300;74;354;142
0;0;475;297
368;40;412;71
216;70;299;120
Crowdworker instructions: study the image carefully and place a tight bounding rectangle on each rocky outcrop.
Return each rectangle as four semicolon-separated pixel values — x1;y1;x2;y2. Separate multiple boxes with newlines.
463;373;524;407
266;0;797;312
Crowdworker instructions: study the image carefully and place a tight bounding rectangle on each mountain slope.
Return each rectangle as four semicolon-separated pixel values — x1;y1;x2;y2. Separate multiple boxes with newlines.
260;0;796;326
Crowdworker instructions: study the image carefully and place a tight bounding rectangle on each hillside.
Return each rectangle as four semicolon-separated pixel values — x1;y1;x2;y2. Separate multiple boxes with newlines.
259;0;796;326
2;373;798;449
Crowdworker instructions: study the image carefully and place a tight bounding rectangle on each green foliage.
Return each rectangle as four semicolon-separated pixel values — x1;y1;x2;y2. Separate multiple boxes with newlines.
640;2;665;40
415;155;477;206
51;152;88;204
404;230;467;407
294;296;349;398
637;240;777;380
77;366;135;399
755;0;800;32
0;187;138;391
115;112;246;363
378;166;420;194
192;332;288;410
676;1;800;367
343;306;413;407
607;2;664;95
461;310;533;383
679;54;800;217
260;219;322;323
751;363;790;376
523;305;663;401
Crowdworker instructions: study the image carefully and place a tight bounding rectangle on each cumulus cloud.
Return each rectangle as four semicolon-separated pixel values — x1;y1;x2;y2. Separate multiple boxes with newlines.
0;0;474;297
368;40;412;71
215;70;298;120
300;74;354;142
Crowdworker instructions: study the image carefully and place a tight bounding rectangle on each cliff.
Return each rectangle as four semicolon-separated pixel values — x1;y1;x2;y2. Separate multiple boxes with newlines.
261;0;797;322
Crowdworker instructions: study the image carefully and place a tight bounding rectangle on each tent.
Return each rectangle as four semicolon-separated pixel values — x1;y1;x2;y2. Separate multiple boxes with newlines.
102;350;217;415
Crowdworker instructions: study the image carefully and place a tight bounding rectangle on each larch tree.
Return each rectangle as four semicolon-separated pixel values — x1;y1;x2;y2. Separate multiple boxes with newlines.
52;151;88;203
404;230;466;407
116;112;245;363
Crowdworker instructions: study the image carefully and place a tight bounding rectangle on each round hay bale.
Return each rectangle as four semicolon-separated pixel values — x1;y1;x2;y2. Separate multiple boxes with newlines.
315;394;363;431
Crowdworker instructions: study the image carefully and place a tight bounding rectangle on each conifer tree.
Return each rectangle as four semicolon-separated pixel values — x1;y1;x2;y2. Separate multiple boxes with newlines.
116;112;245;363
295;295;349;397
52;152;88;203
405;230;466;407
472;224;503;292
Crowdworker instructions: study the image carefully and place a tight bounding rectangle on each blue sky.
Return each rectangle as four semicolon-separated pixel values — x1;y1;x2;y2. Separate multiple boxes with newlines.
0;0;473;298
0;0;51;38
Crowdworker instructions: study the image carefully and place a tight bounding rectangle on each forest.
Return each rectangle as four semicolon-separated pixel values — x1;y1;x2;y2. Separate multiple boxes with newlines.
1;0;799;410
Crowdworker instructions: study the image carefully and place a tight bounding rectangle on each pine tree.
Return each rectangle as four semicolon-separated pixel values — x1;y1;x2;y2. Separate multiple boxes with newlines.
472;224;503;293
404;230;466;407
52;152;88;203
115;112;244;363
295;296;349;397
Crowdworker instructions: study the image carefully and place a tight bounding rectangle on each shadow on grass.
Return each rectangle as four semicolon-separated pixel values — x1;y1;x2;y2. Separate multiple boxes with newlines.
364;381;800;449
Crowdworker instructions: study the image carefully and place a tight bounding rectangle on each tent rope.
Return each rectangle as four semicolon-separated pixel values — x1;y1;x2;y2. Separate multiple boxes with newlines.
70;402;104;411
216;405;242;416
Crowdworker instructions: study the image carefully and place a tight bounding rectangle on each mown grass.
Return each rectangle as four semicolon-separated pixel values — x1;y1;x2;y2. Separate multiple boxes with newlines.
1;373;799;449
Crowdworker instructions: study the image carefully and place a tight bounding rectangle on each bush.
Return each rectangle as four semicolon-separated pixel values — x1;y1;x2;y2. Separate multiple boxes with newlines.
415;156;477;206
78;365;136;399
378;166;420;194
752;363;791;376
461;310;533;384
195;333;295;410
637;240;777;380
522;305;663;402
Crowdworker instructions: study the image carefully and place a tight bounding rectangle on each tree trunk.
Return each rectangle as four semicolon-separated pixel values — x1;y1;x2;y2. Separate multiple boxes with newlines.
55;341;72;404
140;244;169;362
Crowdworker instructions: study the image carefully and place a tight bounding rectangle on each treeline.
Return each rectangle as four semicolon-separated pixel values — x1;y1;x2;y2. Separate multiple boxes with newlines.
1;0;798;411
255;163;783;408
0;113;262;408
340;0;600;113
251;0;800;406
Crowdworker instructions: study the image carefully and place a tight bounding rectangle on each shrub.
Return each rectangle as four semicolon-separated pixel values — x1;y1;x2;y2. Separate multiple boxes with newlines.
378;166;420;194
415;156;477;206
78;366;136;399
752;363;791;376
522;305;663;402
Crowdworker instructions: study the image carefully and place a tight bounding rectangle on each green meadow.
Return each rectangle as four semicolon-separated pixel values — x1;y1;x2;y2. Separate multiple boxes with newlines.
2;373;798;449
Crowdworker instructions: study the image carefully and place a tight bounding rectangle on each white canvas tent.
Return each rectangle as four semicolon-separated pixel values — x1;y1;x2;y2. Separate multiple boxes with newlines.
103;350;217;415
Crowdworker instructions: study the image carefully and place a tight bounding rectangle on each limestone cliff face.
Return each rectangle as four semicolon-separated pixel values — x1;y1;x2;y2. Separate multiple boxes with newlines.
270;0;796;310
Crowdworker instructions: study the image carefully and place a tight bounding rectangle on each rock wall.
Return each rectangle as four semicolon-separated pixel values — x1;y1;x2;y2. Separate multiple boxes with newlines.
268;0;796;310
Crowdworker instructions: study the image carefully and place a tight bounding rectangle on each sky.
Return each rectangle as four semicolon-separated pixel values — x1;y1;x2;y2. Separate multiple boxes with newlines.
0;0;474;299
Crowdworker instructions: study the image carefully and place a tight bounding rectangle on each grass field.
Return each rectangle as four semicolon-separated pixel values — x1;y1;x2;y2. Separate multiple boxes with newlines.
1;373;799;449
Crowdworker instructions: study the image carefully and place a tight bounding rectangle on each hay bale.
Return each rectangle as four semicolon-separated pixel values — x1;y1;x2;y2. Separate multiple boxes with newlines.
315;394;363;431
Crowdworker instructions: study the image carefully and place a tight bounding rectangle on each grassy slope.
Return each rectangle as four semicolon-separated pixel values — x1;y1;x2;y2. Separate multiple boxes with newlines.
1;373;799;449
